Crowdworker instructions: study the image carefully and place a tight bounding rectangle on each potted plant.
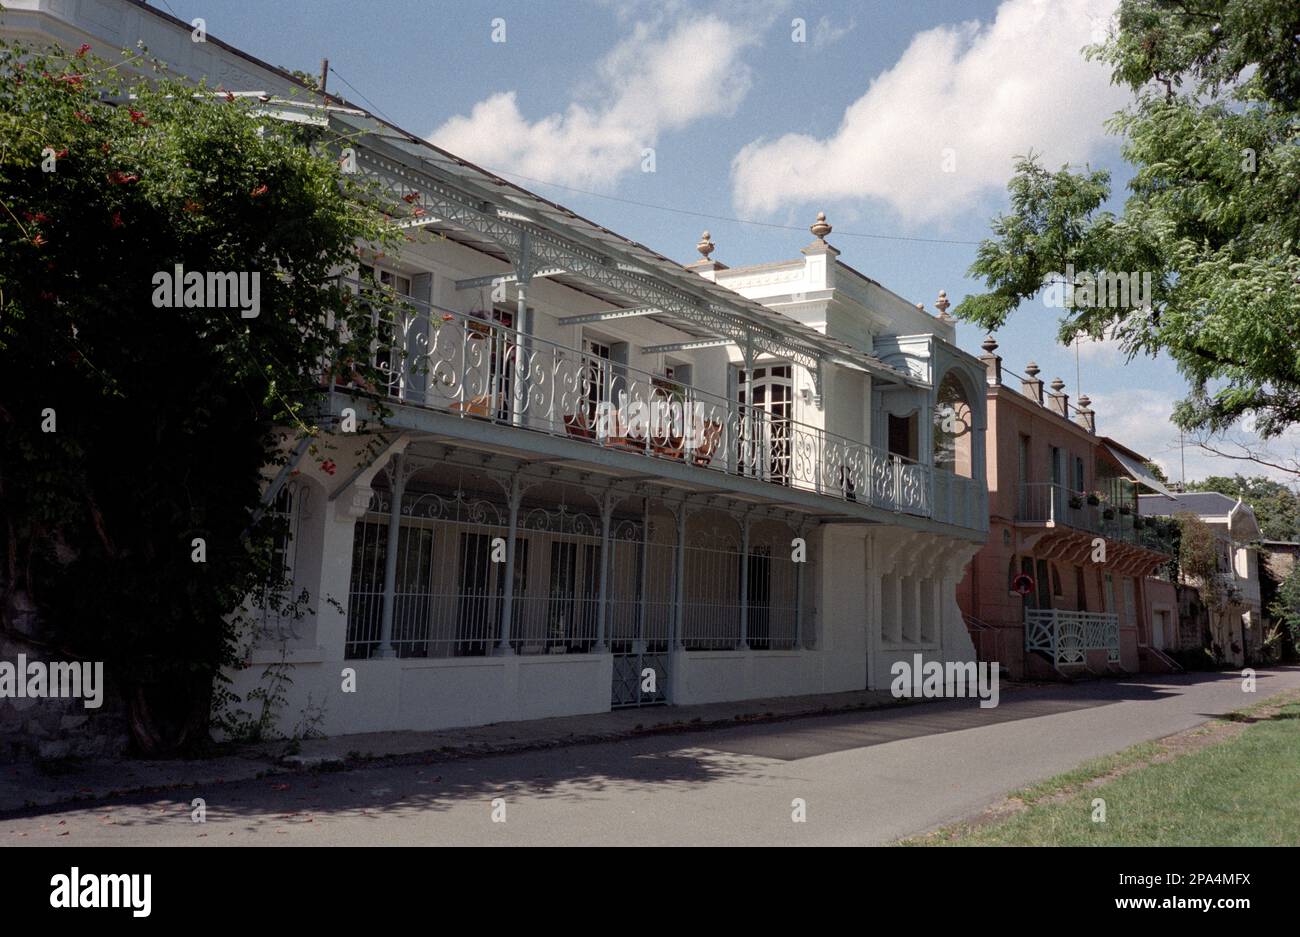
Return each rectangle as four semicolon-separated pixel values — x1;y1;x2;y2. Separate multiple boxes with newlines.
1118;504;1131;516
1086;492;1101;506
1068;494;1083;510
466;309;491;339
1102;506;1115;520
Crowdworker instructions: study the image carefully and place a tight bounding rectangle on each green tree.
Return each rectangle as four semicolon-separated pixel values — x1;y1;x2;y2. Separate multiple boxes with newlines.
958;0;1300;452
0;40;392;753
1270;563;1300;654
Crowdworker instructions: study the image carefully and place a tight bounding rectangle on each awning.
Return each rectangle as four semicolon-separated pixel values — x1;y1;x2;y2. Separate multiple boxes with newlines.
1104;444;1177;497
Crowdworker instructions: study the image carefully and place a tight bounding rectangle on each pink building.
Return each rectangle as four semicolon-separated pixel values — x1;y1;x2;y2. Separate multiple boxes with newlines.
958;338;1177;679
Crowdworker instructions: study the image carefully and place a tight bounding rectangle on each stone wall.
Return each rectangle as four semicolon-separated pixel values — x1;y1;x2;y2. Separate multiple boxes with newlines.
0;630;129;763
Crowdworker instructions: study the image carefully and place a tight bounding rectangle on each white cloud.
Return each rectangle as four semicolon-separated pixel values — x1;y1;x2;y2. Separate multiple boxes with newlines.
1075;325;1128;363
730;0;1131;226
429;13;763;189
1088;388;1300;486
811;15;856;50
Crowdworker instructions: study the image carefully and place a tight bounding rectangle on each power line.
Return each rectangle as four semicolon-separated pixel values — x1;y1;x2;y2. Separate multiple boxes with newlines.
326;66;984;249
486;170;984;247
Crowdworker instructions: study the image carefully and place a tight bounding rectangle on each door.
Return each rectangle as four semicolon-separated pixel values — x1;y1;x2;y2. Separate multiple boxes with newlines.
1018;435;1031;518
1151;610;1166;649
1050;446;1065;521
738;365;793;483
487;307;516;422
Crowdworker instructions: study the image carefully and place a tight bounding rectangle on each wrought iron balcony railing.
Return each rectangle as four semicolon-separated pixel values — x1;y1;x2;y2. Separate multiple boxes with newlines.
337;279;986;530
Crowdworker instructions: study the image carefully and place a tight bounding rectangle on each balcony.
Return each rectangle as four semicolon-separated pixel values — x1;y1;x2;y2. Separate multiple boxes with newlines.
1025;608;1120;667
1016;482;1159;548
341;282;986;530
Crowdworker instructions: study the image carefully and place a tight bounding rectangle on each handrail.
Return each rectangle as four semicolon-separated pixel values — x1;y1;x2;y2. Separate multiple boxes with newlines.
334;276;986;528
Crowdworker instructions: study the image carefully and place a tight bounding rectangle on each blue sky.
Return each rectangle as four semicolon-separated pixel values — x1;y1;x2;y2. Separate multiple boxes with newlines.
146;0;1293;484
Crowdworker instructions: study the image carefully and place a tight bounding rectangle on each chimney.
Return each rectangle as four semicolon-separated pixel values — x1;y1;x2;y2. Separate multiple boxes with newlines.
1022;361;1044;404
980;335;1002;386
1076;394;1096;433
1048;377;1069;417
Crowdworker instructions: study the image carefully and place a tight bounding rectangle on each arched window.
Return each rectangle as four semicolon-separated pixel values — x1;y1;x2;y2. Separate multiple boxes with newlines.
934;372;974;477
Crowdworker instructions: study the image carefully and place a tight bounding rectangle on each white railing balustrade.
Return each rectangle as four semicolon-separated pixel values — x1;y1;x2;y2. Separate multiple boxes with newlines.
1025;608;1120;667
336;278;984;528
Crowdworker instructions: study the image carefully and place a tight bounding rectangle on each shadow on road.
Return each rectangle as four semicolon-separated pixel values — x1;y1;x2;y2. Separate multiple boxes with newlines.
2;669;1283;836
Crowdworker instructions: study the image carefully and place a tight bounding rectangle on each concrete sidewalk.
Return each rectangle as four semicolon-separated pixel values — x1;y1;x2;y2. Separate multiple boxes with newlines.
1;685;932;814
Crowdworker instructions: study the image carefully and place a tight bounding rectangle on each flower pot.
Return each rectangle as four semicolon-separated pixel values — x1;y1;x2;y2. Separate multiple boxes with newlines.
1102;508;1115;520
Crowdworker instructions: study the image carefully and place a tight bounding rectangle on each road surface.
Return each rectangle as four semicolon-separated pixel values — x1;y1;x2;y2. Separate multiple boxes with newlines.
3;669;1295;846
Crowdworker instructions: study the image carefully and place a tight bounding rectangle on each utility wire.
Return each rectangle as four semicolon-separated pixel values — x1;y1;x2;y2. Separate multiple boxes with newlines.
326;65;984;249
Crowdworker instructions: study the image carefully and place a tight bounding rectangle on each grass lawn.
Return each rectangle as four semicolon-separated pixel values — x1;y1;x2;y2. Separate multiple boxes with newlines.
905;692;1300;846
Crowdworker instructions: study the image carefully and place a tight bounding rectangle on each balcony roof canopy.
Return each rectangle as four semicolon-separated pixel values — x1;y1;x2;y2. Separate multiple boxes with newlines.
1102;442;1176;498
254;99;921;391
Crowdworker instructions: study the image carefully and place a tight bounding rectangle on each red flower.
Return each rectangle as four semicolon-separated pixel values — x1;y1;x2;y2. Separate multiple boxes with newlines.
73;110;93;123
101;142;111;154
54;148;68;159
402;193;418;203
31;234;46;247
128;109;150;126
411;206;426;217
223;91;236;103
76;44;91;58
22;211;49;223
250;183;268;197
111;212;124;229
55;74;84;90
106;171;138;185
320;459;337;476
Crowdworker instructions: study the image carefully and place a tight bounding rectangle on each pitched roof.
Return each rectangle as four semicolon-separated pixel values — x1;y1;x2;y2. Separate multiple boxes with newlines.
1139;491;1240;516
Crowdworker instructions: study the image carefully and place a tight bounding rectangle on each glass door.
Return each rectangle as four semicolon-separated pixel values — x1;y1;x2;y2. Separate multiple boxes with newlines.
737;364;793;484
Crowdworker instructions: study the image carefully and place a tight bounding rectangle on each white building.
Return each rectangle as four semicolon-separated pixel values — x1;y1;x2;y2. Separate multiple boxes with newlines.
1140;491;1263;665
7;0;990;736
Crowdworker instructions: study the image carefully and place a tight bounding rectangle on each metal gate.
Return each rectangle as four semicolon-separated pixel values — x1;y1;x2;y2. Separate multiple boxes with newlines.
611;649;669;707
609;515;672;707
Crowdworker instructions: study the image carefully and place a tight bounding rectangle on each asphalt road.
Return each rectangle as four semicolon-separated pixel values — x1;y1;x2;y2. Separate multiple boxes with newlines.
4;669;1296;846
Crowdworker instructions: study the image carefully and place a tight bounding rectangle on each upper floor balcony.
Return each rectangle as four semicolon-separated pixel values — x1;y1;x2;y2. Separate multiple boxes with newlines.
1015;482;1163;549
338;279;987;532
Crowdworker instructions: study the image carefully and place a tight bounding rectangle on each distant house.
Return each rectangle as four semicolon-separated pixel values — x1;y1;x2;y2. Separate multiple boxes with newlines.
956;338;1175;679
1139;492;1263;666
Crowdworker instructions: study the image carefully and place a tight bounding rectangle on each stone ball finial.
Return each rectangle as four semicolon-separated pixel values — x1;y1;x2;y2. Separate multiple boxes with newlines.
810;211;832;241
916;302;926;311
981;334;998;354
1025;361;1040;377
1078;393;1092;409
935;290;952;320
697;230;714;259
1051;377;1066;393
